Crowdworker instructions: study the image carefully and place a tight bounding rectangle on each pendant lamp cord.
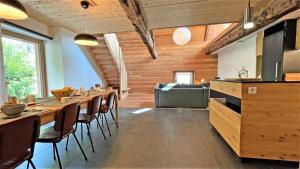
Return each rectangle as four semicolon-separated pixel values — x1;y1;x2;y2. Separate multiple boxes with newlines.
84;9;87;34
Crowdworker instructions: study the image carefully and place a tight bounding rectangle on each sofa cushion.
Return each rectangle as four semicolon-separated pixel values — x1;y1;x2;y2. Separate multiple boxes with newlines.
158;83;209;89
158;88;207;108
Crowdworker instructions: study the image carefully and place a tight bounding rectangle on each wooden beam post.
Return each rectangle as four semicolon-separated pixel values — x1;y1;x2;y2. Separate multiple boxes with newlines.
119;0;158;59
205;0;300;54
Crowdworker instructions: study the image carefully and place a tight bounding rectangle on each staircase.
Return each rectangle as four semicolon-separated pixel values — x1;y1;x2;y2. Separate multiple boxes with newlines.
89;36;120;88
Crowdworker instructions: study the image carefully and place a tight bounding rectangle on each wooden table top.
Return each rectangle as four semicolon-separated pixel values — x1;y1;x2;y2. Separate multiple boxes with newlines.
0;89;118;126
0;106;60;125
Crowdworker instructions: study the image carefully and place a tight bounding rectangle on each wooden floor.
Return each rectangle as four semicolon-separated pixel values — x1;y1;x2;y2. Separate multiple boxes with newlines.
119;93;154;108
17;108;298;169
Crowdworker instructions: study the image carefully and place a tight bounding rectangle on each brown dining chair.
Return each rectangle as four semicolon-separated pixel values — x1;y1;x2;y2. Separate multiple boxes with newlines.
37;102;87;169
75;95;106;153
0;115;40;169
98;92;119;136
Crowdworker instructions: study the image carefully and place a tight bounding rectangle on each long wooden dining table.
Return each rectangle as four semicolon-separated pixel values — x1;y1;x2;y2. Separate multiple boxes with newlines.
0;89;119;126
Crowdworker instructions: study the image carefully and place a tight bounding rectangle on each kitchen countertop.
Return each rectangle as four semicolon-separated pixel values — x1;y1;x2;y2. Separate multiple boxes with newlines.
212;79;300;83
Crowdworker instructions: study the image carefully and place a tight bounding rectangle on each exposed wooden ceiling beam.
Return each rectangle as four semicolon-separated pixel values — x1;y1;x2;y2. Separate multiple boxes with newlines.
204;0;300;54
118;0;158;59
204;26;209;41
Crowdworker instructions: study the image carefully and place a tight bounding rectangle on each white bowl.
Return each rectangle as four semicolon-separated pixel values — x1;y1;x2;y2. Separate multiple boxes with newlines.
0;104;26;116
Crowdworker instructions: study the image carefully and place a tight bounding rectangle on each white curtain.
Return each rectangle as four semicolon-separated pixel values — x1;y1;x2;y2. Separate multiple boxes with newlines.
0;24;7;105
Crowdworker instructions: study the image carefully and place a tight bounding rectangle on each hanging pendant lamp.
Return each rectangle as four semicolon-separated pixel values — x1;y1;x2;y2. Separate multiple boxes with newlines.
74;0;98;46
74;33;99;46
243;0;255;29
0;0;28;20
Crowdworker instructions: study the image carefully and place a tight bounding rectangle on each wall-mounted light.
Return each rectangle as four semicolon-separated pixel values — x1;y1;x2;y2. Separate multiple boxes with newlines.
244;0;255;30
0;0;28;20
173;27;192;46
74;0;99;46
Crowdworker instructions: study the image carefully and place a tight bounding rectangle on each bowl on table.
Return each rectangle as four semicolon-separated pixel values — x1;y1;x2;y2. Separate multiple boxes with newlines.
51;89;73;100
0;104;26;117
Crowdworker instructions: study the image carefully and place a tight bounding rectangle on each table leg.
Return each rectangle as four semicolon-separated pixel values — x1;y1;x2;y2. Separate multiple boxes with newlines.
115;93;119;124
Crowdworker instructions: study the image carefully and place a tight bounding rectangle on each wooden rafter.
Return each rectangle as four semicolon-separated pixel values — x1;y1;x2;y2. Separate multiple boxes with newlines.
205;0;300;54
119;0;158;59
204;26;209;41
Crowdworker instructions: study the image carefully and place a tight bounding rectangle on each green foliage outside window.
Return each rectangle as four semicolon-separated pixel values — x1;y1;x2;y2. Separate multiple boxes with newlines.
3;43;35;99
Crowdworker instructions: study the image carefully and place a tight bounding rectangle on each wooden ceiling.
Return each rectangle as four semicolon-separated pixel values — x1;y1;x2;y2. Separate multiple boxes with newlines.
139;0;249;29
19;0;135;34
19;0;266;34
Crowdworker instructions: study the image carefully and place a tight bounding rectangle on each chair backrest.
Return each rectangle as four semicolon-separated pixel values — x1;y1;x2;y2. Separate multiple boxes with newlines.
54;102;80;138
106;92;116;110
87;95;101;117
0;115;40;166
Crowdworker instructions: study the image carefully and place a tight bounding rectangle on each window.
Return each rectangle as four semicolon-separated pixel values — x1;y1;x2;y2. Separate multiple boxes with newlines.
1;31;46;99
174;71;194;84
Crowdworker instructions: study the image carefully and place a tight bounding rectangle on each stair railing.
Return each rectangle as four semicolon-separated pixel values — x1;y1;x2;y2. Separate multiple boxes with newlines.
104;33;128;99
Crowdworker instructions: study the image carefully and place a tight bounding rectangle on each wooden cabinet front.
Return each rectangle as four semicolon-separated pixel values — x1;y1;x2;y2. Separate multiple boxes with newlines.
210;81;242;98
209;81;300;162
209;98;241;155
240;83;300;162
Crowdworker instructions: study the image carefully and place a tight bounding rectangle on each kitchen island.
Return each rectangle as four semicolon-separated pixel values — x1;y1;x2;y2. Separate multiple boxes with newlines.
209;80;300;162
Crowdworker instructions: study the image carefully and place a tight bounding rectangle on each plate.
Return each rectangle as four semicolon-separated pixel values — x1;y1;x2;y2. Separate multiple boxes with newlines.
3;114;22;119
25;108;43;112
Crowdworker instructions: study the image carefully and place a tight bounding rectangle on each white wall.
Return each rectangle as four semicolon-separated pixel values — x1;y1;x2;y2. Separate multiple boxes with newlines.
217;36;257;79
60;28;102;89
45;27;65;92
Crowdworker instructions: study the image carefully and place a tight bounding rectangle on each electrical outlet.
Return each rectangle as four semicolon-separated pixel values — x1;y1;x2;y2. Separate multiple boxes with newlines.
248;87;257;94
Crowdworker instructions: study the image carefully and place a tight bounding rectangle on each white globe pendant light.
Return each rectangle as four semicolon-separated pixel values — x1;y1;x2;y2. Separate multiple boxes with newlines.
173;27;191;46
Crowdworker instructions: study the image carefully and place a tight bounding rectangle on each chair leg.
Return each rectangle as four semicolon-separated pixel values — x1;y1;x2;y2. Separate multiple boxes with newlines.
28;159;36;169
81;123;83;140
104;113;111;136
101;114;104;127
98;120;107;140
72;133;88;161
26;160;30;169
86;123;95;152
96;117;100;128
110;109;119;128
53;143;62;169
52;144;56;160
65;135;69;151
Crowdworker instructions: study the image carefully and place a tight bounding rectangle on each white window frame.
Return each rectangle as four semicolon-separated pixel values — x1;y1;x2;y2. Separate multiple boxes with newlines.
0;29;47;101
174;71;194;84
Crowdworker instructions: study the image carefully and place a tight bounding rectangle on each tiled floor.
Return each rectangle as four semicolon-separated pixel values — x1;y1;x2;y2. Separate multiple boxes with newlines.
17;108;298;169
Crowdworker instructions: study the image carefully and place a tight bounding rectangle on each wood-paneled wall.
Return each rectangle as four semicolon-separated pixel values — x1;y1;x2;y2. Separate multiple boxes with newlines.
117;26;218;94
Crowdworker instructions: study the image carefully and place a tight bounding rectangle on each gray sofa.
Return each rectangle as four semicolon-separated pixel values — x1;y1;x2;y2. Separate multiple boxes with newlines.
154;83;209;108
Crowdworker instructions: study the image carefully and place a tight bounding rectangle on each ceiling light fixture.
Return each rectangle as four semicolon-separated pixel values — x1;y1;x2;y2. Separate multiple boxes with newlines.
243;0;255;30
74;0;99;46
173;27;192;46
0;0;28;20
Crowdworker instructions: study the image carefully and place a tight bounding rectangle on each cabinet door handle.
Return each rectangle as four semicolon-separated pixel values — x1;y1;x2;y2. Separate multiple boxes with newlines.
275;61;279;80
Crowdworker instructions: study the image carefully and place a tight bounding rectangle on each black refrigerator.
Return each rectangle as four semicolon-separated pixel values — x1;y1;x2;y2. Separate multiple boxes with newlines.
261;20;297;81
